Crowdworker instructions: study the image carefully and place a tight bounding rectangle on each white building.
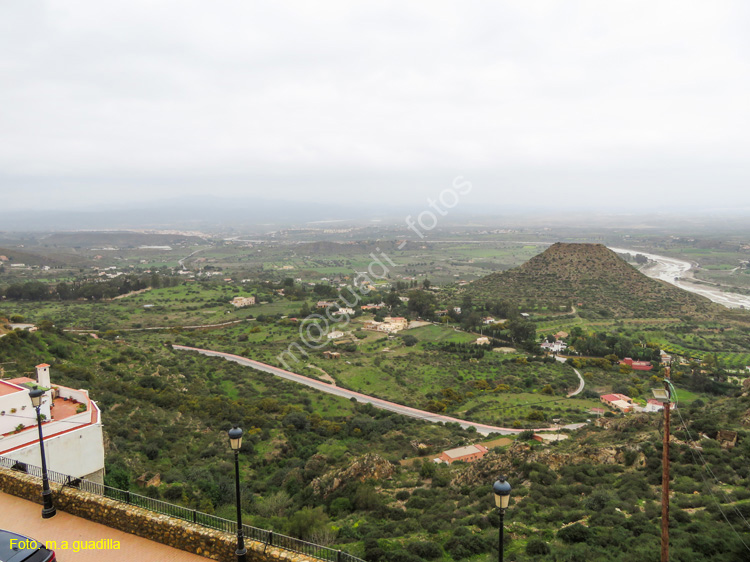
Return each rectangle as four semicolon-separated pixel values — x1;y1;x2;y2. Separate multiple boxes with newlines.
230;296;256;307
0;364;105;483
541;341;567;353
643;399;676;412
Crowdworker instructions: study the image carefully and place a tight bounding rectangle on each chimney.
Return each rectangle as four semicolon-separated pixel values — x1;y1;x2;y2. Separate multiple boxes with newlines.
36;363;51;388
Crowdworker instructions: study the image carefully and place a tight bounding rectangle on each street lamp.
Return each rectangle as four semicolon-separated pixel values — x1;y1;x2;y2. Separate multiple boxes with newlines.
652;379;672;562
29;388;56;519
493;475;512;562
228;426;247;562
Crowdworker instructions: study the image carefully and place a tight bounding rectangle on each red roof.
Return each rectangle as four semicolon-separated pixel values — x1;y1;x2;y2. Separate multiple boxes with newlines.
601;393;631;402
620;358;653;371
36;363;50;368
6;377;34;384
0;380;24;397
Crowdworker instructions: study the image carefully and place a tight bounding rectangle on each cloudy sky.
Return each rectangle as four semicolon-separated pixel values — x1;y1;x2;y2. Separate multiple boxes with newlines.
1;1;749;213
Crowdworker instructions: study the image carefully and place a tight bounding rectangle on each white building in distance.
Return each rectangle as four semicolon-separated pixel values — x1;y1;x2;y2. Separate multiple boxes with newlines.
230;296;256;307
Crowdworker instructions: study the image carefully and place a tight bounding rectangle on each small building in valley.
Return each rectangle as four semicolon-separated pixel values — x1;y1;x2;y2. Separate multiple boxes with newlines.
620;358;653;371
600;393;634;413
436;444;489;464
643;399;676;413
230;296;256;307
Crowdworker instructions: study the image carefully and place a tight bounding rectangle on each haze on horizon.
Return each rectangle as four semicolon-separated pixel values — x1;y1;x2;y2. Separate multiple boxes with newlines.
2;1;750;214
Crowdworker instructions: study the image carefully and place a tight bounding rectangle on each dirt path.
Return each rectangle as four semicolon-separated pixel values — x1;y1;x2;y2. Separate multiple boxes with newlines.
306;364;337;385
112;288;151;299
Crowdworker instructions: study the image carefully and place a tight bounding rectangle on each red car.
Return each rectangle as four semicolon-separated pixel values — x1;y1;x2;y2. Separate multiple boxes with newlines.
0;530;56;562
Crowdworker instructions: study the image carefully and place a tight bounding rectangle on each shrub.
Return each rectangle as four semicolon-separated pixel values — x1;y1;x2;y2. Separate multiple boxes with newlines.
328;497;351;517
558;523;590;544
526;539;551;555
406;540;442;559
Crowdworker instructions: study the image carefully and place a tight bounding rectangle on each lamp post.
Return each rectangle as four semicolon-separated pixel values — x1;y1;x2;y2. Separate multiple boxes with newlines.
29;388;56;519
228;426;247;562
652;370;672;562
493;475;512;562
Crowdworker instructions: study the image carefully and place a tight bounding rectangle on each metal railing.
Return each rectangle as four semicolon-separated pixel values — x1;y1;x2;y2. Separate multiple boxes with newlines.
0;456;364;562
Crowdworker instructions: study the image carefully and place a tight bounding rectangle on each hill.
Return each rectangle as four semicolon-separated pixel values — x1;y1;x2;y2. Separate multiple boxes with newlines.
464;242;721;318
0;246;91;268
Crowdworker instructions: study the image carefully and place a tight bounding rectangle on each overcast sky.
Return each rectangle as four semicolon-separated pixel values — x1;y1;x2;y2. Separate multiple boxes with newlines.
1;1;749;213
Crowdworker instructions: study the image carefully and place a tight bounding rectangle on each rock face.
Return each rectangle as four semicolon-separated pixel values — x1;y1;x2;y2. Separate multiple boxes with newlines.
593;413;657;432
312;453;395;497
451;439;648;489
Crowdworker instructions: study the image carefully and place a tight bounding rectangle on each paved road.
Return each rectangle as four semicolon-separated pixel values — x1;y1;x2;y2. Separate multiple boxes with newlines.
0;491;208;562
553;356;585;397
609;246;750;309
568;368;585;397
174;345;581;435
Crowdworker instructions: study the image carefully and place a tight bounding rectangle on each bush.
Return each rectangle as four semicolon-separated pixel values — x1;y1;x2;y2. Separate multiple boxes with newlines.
328;497;352;517
558;523;590;544
406;540;442;559
526;539;551;555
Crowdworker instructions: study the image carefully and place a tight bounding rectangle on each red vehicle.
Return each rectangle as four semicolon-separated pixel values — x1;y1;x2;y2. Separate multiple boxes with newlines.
0;530;56;562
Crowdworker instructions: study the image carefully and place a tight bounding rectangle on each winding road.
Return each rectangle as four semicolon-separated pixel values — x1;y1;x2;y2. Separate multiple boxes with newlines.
609;247;750;309
173;345;586;435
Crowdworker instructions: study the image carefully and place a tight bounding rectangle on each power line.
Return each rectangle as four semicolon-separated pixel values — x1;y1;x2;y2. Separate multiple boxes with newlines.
673;407;750;551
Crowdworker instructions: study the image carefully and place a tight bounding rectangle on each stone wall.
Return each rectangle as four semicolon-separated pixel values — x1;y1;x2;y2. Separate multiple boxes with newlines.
0;467;318;562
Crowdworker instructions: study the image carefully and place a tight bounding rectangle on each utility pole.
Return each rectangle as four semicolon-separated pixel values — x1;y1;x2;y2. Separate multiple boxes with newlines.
661;367;671;562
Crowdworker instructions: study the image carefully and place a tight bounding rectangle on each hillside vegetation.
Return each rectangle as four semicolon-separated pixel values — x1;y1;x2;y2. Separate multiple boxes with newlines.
464;243;720;318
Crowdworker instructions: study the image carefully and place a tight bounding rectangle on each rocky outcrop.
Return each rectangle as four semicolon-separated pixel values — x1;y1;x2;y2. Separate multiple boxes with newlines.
451;440;646;488
312;453;395;497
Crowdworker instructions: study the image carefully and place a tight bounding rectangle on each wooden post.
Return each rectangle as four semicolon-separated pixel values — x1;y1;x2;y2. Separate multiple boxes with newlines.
661;367;671;562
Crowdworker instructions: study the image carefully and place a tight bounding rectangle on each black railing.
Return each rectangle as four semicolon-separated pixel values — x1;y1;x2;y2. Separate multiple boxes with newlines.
0;456;364;562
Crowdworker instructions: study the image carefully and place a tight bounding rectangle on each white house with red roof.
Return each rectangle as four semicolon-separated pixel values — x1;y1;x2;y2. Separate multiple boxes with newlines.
0;364;105;483
643;399;676;412
436;444;489;464
600;393;634;413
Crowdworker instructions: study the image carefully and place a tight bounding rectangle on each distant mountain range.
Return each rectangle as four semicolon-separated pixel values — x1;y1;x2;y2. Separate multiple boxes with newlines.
464;242;721;318
0;197;406;231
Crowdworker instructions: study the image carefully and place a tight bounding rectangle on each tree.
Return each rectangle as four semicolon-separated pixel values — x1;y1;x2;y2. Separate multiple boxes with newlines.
406;290;437;318
401;335;418;347
288;506;330;540
508;318;536;351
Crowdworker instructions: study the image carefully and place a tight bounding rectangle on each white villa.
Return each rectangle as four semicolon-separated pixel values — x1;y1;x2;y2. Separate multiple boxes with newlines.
0;364;105;483
541;341;568;353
